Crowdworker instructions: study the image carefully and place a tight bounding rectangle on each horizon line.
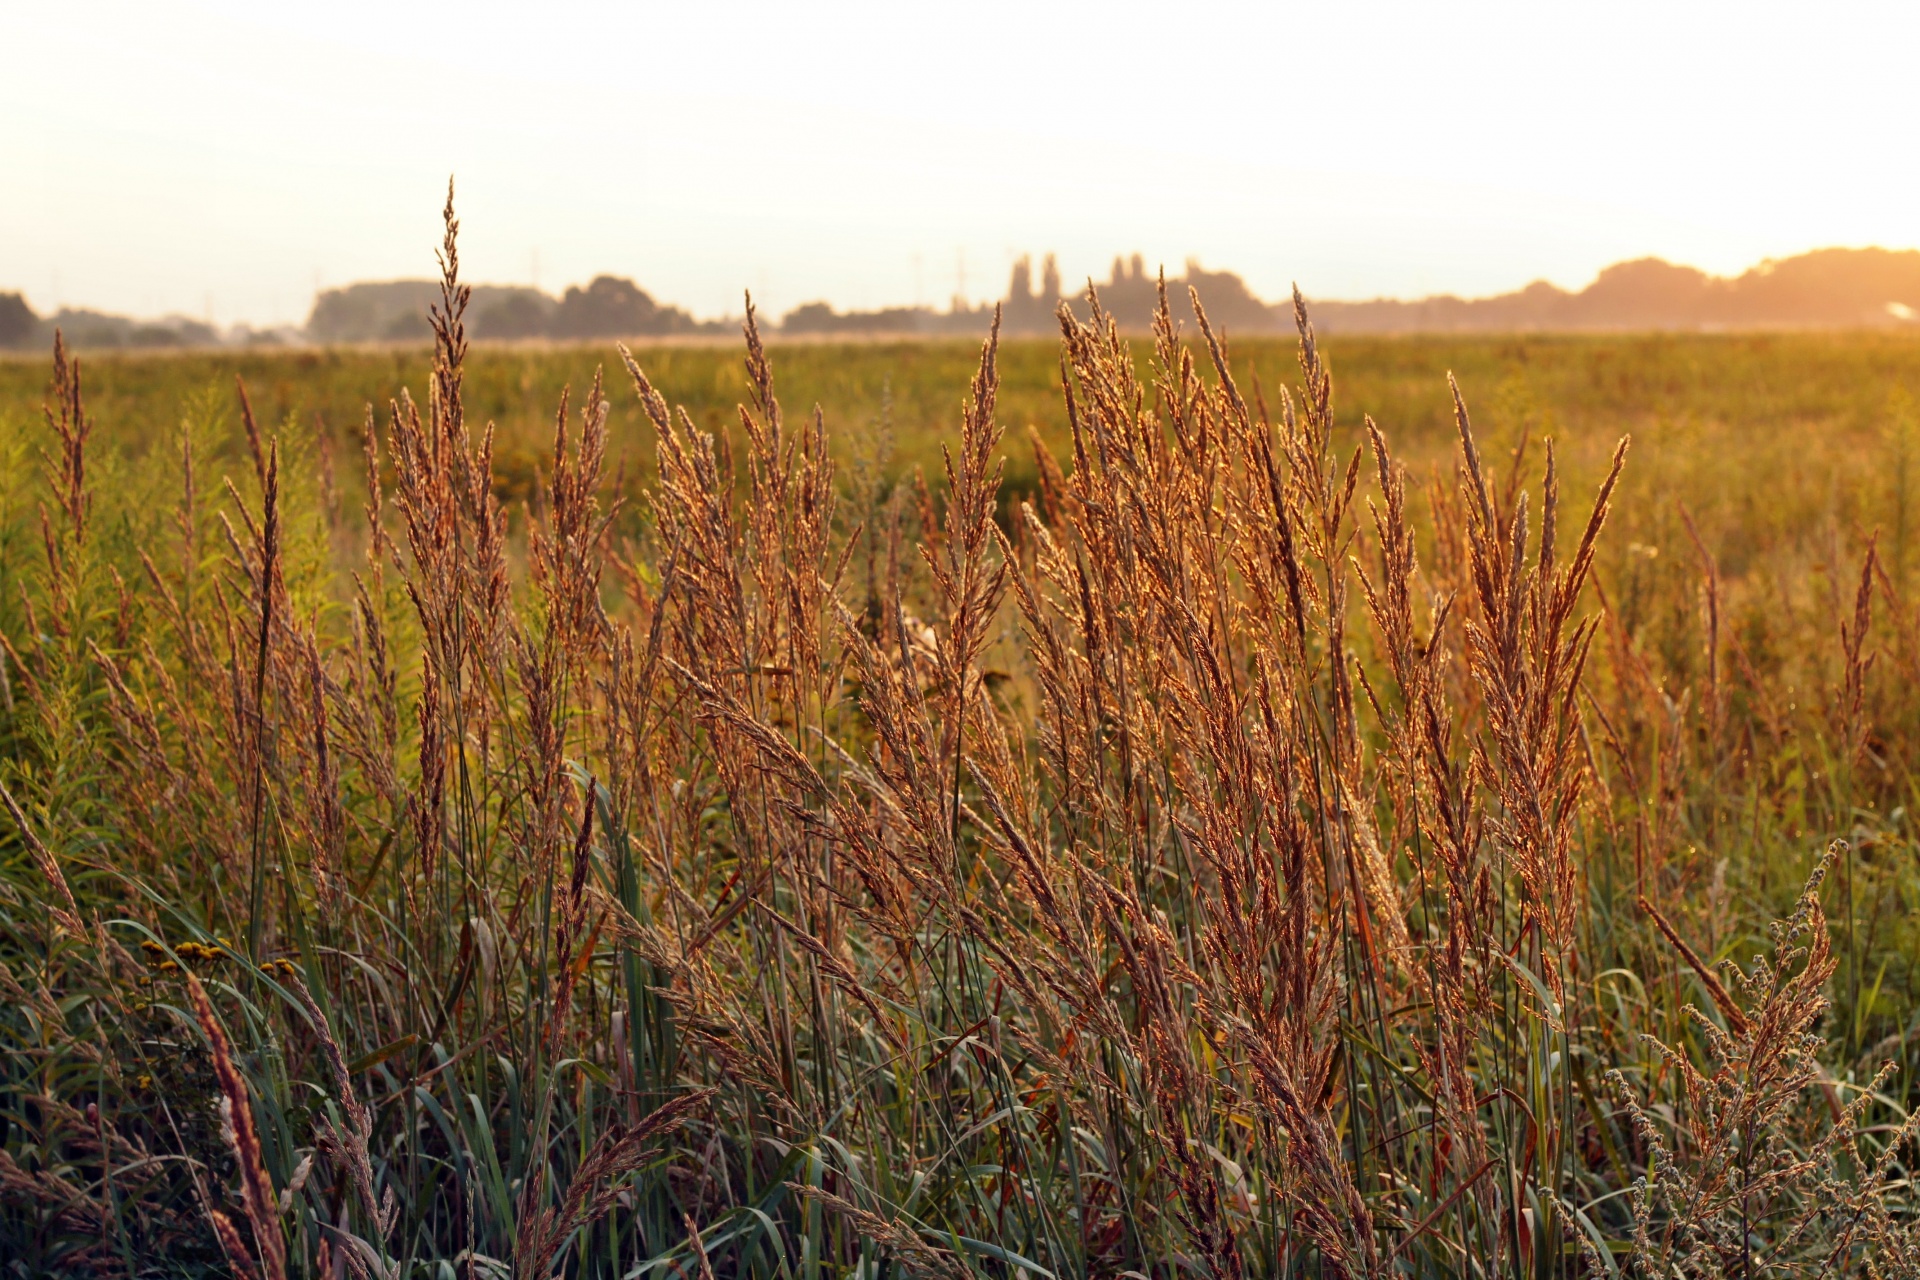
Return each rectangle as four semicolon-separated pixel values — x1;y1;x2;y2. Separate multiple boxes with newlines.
10;242;1920;334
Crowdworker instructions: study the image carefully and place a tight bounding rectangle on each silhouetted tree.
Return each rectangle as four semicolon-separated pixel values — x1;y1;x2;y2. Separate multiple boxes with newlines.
472;290;555;340
781;302;931;335
551;276;696;338
0;293;40;349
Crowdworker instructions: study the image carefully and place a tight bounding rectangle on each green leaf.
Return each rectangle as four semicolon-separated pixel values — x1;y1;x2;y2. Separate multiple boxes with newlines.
346;1034;418;1075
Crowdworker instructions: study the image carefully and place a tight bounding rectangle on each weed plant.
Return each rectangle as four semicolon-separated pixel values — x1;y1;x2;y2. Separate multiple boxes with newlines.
3;196;1919;1277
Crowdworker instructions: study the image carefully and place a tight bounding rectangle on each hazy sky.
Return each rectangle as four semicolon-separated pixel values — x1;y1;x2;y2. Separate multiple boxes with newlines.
6;0;1918;327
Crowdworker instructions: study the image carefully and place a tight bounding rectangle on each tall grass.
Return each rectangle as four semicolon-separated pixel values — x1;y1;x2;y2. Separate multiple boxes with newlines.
3;196;1918;1278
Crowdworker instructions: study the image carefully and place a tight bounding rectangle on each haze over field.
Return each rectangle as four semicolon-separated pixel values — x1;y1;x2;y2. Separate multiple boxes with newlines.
17;4;1920;1274
7;0;1920;328
6;245;1920;350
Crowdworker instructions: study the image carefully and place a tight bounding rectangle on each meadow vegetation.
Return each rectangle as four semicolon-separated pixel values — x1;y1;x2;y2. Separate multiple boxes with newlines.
4;201;1920;1277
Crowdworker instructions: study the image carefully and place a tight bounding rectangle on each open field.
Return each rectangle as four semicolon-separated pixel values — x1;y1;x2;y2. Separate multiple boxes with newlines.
5;251;1920;1278
6;327;1920;501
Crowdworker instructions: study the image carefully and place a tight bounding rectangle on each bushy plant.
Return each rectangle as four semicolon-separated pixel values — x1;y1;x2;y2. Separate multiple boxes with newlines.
2;195;1917;1279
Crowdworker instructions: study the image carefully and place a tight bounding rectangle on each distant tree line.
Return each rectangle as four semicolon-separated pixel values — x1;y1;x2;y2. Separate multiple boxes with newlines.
779;252;1300;336
1297;249;1920;332
0;293;224;351
7;247;1920;353
306;276;719;343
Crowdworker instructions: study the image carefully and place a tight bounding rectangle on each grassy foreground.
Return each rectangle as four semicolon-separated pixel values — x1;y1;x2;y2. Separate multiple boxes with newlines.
3;214;1920;1278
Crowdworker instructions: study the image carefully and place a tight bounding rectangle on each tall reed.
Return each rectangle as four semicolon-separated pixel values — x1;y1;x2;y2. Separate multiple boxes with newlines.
1;195;1916;1278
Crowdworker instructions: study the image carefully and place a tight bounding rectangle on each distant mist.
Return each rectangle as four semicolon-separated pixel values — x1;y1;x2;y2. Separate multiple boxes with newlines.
6;247;1920;352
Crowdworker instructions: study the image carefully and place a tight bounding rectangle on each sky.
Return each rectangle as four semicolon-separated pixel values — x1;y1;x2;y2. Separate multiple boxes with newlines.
5;0;1919;328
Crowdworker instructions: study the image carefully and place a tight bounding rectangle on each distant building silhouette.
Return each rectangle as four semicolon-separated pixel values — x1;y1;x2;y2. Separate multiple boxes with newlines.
16;246;1920;352
765;247;1920;339
1001;254;1062;334
1046;254;1280;334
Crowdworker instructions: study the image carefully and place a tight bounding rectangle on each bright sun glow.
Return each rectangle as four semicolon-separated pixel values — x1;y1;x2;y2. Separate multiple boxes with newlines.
7;0;1919;325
